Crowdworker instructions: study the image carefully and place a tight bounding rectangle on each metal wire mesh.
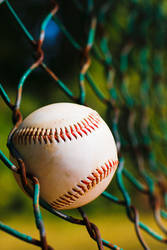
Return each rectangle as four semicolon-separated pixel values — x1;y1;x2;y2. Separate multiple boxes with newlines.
1;0;167;249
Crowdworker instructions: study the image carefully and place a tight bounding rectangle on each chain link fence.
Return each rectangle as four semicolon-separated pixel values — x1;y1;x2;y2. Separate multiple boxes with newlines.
1;0;167;249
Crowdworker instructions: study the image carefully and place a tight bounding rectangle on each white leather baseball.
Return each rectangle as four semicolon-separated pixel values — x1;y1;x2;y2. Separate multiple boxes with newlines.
11;103;118;210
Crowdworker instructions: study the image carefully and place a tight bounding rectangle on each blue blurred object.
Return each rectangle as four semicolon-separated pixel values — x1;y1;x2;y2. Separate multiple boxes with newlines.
44;18;60;46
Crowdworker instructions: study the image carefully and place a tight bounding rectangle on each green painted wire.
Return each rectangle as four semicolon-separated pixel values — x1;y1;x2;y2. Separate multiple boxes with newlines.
102;238;124;250
139;222;164;242
5;0;34;42
161;209;167;220
33;182;43;230
0;83;13;109
86;73;108;103
122;169;146;192
100;37;112;65
87;20;96;48
79;15;97;104
15;68;34;109
0;84;11;105
53;16;81;50
41;63;74;99
0;221;40;246
102;191;122;204
0;150;17;172
79;73;86;104
116;158;131;208
41;12;54;34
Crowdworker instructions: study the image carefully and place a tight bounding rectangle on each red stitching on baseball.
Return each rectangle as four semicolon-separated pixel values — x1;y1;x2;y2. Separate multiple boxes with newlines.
70;126;77;139
32;129;37;144
81;121;91;132
29;130;33;144
77;184;87;192
65;127;72;140
74;124;82;137
97;169;103;181
89;114;100;124
38;129;43;144
84;118;94;130
60;128;66;141
50;159;118;210
88;117;98;128
13;112;101;145
72;187;83;196
59;196;70;204
77;122;88;135
101;166;107;178
54;129;59;142
43;129;48;144
67;191;79;199
64;194;75;202
24;128;29;145
48;129;53;143
56;199;67;206
92;172;99;184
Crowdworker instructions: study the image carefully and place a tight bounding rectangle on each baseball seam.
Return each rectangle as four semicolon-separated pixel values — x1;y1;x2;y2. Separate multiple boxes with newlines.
50;159;118;209
12;112;101;144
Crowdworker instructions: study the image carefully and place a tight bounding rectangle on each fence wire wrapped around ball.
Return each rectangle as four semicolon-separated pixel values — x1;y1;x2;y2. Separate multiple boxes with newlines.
1;0;167;249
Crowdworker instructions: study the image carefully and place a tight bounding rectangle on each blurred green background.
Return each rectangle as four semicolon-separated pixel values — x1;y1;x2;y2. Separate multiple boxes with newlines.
1;0;167;249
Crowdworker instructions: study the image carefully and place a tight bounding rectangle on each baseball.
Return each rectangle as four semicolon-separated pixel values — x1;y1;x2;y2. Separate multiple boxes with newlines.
11;103;118;210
